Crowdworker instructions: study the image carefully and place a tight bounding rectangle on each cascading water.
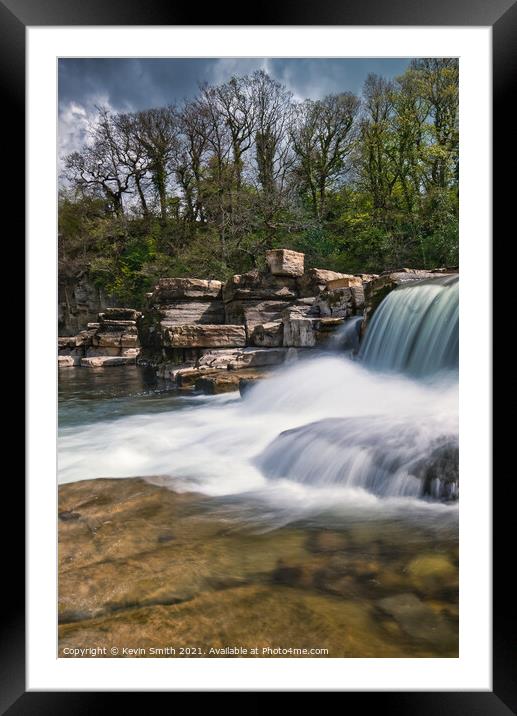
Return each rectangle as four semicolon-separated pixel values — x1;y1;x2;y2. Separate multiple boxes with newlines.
359;275;458;377
58;276;459;519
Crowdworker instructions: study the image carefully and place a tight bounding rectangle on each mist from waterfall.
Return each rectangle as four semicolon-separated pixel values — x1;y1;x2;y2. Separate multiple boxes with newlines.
58;276;459;522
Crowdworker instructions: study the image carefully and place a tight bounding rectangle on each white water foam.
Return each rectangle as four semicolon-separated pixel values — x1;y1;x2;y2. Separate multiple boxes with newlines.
58;354;458;519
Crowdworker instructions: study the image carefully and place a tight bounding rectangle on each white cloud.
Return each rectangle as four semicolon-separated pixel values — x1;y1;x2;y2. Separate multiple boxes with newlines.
58;94;115;172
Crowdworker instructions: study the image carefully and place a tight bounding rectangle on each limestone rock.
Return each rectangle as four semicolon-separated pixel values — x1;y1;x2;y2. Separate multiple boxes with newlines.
250;320;284;348
315;285;365;318
223;269;298;303
81;356;137;367
175;367;219;388
150;278;223;304
197;350;243;370
149;301;225;328
297;269;351;298
227;347;289;370
376;593;457;648
283;317;317;347
195;369;269;395
99;308;142;321
326;275;363;290
58;355;78;368
265;249;305;277
224;299;293;333
163;324;246;349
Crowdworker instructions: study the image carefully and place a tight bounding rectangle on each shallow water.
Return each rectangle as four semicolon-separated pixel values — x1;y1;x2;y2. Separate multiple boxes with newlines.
58;359;458;656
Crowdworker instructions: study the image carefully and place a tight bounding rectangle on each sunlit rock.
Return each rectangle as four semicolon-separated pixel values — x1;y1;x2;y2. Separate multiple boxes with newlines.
265;248;305;277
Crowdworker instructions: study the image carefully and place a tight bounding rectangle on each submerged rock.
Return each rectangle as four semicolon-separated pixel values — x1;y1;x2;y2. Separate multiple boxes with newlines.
376;593;457;648
58;478;457;658
257;416;459;501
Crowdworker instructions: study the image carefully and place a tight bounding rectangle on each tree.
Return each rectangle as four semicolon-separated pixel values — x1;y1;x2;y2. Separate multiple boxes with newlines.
65;108;132;216
135;106;178;222
291;92;359;220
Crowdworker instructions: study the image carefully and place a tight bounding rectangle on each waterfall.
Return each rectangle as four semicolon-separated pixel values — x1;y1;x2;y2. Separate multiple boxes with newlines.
359;275;458;377
59;275;459;510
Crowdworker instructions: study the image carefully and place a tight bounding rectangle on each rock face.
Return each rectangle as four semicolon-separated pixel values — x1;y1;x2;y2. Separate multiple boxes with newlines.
315;285;365;319
58;275;117;336
265;248;305;277
135;250;370;370
297;269;352;298
225;299;293;336
250;321;284;348
58;308;142;367
150;278;223;302
58;249;456;374
163;324;246;349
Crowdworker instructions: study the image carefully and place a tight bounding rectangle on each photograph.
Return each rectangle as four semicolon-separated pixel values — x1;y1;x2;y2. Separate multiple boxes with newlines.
56;56;460;660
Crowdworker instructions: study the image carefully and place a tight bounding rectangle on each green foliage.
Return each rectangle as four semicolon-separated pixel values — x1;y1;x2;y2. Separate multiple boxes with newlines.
60;60;458;304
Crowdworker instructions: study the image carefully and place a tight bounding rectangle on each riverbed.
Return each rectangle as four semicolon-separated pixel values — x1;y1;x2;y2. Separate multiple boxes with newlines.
58;361;458;657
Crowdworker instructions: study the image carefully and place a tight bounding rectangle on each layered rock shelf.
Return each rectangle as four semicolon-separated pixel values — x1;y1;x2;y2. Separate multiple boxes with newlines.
58;248;458;391
58;308;142;367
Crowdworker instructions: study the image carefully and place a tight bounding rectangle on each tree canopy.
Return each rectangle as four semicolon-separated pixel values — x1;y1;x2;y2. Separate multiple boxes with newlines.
60;60;459;306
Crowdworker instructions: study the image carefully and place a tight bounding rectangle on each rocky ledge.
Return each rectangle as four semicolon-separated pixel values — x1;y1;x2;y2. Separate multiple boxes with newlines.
58;478;458;657
58;308;142;367
58;249;457;391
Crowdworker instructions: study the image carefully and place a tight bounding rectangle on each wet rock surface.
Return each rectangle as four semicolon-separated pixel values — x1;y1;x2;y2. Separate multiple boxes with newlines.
59;478;458;658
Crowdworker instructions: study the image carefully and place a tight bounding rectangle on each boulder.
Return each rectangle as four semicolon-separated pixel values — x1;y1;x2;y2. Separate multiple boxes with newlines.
222;269;298;303
265;249;305;277
163;324;246;349
58;355;78;368
80;356;137;367
149;278;223;304
376;593;457;648
250;320;284;348
297;268;353;298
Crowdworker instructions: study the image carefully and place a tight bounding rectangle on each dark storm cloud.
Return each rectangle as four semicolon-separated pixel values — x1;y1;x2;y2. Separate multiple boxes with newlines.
58;57;411;159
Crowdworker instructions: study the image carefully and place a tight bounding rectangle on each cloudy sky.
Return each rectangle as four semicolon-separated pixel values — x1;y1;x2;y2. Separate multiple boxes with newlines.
58;57;410;161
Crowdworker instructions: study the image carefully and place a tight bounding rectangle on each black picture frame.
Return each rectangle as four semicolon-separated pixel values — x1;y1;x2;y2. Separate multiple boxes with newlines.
5;0;509;710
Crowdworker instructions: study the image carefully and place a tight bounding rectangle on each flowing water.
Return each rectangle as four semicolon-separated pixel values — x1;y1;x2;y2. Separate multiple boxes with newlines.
58;277;459;656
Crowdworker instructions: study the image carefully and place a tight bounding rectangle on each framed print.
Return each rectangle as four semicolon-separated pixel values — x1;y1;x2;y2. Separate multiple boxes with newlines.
3;0;510;709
